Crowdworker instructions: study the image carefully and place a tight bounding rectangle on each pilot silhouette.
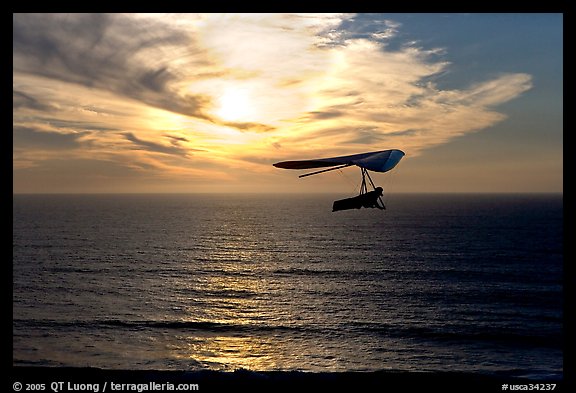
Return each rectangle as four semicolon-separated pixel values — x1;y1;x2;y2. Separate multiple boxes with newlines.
332;186;385;212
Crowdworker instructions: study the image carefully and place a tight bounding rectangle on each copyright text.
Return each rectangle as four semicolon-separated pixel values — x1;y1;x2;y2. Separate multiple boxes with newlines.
12;382;199;392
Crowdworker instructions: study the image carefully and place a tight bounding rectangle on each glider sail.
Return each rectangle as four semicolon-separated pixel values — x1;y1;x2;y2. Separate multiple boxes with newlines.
273;149;405;177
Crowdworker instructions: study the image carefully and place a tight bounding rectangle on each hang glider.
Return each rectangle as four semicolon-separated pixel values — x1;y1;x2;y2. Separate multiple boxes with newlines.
273;149;405;212
273;149;405;177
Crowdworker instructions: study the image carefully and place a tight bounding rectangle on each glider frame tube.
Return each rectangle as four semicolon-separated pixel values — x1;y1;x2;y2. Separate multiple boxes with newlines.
299;163;352;178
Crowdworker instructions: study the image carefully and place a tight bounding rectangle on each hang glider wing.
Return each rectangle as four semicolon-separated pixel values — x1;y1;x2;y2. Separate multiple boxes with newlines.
273;149;405;174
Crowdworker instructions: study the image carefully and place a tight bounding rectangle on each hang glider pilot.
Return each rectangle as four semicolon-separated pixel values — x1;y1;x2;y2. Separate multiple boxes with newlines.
332;187;386;212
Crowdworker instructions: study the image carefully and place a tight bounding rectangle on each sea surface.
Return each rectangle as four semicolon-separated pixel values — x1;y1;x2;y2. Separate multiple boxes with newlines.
12;193;563;379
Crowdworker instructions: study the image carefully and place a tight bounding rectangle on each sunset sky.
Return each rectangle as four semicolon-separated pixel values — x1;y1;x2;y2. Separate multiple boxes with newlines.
13;13;563;194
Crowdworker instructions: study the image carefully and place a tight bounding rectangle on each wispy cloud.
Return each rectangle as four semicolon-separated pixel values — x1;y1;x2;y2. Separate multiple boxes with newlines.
13;125;88;150
13;90;56;111
13;13;215;120
123;132;189;157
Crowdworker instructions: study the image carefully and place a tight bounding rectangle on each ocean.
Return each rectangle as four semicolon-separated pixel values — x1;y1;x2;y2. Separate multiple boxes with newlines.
12;193;563;379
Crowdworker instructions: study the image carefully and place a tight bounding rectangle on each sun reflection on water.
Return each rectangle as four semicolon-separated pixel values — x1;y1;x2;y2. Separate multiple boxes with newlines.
170;335;280;371
166;225;287;371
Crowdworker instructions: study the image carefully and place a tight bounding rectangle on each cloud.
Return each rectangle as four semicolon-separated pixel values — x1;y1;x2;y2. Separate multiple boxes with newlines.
33;118;120;133
269;33;532;158
13;90;55;111
13;13;215;120
165;134;189;143
123;132;189;157
13;125;89;150
456;73;533;107
220;121;276;133
13;13;536;192
308;110;344;120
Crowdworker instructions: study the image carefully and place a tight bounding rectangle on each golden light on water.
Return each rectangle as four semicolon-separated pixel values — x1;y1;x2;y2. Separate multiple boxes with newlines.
172;335;278;371
166;269;280;370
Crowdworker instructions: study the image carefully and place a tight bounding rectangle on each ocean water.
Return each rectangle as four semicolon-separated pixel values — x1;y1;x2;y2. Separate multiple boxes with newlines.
12;193;563;378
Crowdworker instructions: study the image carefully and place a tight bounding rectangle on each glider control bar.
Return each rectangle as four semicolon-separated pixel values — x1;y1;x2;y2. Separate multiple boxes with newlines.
299;163;352;178
361;168;385;208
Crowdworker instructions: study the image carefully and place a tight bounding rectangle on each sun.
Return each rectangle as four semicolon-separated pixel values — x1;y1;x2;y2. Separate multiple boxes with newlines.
214;87;256;122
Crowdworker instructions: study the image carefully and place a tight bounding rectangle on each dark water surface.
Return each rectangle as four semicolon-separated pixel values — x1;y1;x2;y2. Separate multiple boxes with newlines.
13;193;563;379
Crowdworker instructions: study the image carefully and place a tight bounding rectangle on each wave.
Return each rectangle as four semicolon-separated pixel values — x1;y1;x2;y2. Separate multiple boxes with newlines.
11;366;562;388
343;321;562;348
14;318;561;349
271;267;385;278
13;318;306;334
